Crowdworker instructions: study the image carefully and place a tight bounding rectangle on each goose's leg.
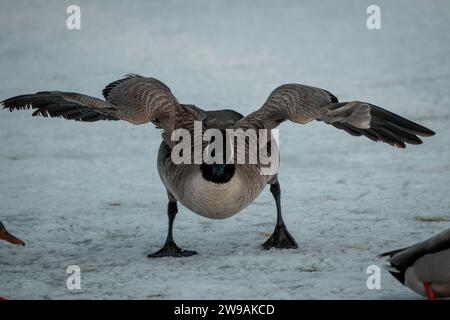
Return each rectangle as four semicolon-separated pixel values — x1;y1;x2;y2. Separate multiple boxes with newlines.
261;180;298;250
148;199;197;258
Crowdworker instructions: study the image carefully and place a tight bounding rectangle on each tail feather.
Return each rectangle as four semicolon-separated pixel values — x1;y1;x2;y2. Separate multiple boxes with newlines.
379;247;410;285
378;247;408;258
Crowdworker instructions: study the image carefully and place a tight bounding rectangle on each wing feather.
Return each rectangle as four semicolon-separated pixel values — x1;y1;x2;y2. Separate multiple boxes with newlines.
2;74;207;146
236;84;434;148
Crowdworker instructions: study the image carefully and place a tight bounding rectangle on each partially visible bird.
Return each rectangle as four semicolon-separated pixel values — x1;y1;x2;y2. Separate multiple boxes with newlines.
0;221;25;246
380;228;450;299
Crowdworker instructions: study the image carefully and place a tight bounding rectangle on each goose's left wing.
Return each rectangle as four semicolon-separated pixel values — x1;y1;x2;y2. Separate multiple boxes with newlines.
236;84;435;148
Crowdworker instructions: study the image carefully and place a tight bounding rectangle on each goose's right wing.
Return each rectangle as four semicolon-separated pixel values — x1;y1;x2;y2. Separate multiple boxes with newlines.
2;74;182;143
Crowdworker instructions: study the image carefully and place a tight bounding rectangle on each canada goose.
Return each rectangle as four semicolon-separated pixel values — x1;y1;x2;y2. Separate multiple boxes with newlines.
2;74;434;257
0;221;25;246
380;229;450;299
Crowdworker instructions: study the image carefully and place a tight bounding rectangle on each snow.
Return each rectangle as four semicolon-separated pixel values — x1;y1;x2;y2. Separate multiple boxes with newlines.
0;0;449;299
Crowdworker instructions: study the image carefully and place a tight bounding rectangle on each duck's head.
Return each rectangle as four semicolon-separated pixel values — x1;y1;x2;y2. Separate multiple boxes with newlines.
0;221;25;246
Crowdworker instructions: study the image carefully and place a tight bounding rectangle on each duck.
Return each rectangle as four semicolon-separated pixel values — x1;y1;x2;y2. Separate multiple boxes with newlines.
1;74;435;257
380;228;450;299
0;221;25;246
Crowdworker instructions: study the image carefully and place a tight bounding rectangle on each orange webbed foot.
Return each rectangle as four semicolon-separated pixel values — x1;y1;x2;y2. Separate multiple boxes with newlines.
0;222;25;246
423;282;436;300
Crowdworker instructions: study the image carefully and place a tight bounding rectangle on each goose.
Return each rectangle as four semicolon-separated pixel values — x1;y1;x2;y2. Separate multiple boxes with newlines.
2;74;434;257
0;221;25;246
380;229;450;299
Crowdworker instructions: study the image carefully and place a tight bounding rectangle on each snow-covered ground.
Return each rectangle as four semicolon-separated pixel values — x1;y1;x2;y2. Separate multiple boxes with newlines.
0;0;449;299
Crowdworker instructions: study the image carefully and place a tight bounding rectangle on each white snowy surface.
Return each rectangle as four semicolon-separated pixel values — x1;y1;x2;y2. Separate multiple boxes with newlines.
0;0;449;299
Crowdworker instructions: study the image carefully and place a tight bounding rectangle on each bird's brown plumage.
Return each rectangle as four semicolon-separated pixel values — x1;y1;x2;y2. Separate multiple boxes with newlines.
1;74;195;145
1;75;436;220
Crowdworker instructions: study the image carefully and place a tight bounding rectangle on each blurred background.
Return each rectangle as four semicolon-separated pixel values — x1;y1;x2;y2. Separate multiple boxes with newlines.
0;0;449;299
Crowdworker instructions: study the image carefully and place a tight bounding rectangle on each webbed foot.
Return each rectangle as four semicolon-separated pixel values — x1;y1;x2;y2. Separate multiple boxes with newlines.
148;241;197;258
261;224;298;250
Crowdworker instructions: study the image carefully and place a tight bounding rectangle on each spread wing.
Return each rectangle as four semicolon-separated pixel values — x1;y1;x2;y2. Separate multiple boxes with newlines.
1;74;186;144
236;84;435;148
